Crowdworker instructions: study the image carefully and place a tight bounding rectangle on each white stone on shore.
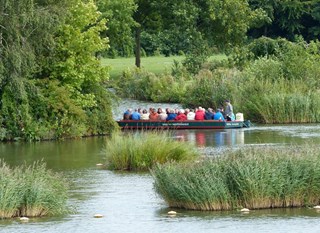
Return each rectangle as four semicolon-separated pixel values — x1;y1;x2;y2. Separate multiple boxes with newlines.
94;214;104;218
167;211;177;215
20;217;29;221
313;205;320;209
96;163;104;166
240;208;250;212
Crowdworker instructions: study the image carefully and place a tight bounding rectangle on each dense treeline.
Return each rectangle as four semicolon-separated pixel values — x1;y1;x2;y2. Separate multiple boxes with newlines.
99;0;320;58
0;0;116;141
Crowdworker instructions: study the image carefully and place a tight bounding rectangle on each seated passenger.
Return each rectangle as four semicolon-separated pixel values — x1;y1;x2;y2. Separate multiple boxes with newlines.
149;108;159;120
213;108;225;121
205;108;215;120
141;109;149;120
166;109;177;121
130;109;141;120
195;107;205;120
175;109;187;121
123;108;132;120
158;108;167;120
187;109;195;120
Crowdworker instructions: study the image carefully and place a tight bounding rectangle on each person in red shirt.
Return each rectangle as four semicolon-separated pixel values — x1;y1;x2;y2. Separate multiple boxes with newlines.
195;107;205;120
175;109;187;121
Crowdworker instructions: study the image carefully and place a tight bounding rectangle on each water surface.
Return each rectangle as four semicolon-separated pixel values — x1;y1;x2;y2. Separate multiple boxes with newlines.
1;110;320;232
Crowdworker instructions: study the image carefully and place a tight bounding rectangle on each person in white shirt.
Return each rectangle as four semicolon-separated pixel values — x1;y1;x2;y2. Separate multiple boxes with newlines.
141;109;149;120
187;109;195;120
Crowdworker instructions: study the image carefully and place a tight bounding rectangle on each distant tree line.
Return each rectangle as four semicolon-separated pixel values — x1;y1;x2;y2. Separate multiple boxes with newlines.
98;0;320;62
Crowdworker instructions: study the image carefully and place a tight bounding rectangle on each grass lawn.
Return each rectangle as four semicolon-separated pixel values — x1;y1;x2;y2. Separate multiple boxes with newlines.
101;54;227;80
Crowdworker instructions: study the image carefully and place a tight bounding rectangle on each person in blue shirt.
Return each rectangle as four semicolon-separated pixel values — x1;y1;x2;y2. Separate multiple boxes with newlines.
130;109;141;120
123;108;132;120
205;108;215;120
213;108;225;121
166;109;177;121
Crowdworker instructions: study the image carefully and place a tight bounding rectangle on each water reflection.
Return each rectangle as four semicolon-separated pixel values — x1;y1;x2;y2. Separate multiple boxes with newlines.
174;129;245;147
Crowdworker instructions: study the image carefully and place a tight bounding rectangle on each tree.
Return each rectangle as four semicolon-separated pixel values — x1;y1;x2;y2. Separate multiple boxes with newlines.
248;0;319;41
97;0;137;57
0;0;68;139
0;0;116;140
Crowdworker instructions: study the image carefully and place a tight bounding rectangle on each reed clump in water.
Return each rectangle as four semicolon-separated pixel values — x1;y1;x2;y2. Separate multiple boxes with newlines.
0;160;69;219
104;131;198;171
152;145;320;211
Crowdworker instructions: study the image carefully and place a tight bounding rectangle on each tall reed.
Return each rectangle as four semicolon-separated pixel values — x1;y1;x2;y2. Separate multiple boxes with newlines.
152;145;320;210
104;131;198;171
0;160;69;219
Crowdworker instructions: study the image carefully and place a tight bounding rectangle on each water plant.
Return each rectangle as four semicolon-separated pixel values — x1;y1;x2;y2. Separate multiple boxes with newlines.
152;145;320;211
104;131;198;171
0;160;69;219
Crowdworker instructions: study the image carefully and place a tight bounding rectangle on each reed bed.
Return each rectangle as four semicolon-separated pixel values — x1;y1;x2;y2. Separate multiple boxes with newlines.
152;145;320;211
104;131;198;171
0;160;69;219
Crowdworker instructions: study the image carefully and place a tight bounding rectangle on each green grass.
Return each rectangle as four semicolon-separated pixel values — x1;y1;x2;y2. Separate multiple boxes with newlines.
152;145;320;211
101;55;227;80
0;160;70;219
104;131;199;171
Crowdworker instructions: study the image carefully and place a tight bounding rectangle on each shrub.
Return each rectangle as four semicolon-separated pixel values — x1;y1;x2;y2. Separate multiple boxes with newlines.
116;68;187;103
104;131;198;171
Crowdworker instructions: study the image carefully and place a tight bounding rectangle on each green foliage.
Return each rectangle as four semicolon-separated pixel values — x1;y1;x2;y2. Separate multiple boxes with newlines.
0;160;69;218
182;69;238;109
236;39;320;123
104;131;198;171
97;0;137;57
0;0;117;141
152;144;320;210
116;68;187;103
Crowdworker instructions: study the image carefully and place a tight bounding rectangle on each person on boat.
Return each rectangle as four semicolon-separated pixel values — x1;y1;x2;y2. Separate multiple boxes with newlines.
187;109;195;120
175;109;187;121
130;109;141;120
123;108;132;120
204;108;215;120
166;109;177;121
214;108;225;121
149;108;159;120
141;109;149;120
224;100;234;121
195;107;205;120
158;108;167;120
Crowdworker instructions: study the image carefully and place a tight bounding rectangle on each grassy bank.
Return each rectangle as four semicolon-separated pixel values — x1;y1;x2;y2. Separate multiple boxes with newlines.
0;161;69;219
102;55;227;80
152;145;320;211
104;131;198;171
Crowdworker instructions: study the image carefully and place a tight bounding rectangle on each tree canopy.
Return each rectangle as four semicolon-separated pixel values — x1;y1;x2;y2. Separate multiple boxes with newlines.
0;0;116;141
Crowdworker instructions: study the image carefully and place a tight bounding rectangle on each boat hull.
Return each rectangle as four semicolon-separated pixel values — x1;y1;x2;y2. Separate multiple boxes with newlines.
117;120;250;130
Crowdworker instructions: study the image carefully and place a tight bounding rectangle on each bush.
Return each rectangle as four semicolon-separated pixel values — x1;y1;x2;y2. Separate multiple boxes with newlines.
182;68;239;109
0;160;69;218
116;68;187;103
104;131;198;171
152;144;320;211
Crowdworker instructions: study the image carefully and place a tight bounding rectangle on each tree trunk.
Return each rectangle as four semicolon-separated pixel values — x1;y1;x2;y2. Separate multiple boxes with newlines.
135;27;141;68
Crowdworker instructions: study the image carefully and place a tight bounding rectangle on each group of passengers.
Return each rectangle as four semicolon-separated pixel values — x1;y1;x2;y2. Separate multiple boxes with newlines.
123;100;235;122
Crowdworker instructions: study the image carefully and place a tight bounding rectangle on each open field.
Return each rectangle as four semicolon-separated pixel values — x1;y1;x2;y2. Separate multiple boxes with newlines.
102;55;227;79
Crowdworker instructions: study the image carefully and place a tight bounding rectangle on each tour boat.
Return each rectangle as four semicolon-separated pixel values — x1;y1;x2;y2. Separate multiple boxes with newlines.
117;119;250;130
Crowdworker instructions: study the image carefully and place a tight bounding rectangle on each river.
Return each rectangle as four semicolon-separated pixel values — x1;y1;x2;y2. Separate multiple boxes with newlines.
1;100;320;233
